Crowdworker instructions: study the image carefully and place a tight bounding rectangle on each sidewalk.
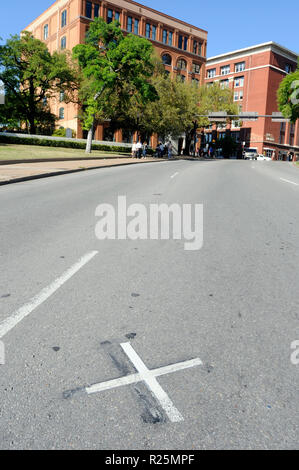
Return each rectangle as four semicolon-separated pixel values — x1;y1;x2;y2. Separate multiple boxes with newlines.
0;157;164;185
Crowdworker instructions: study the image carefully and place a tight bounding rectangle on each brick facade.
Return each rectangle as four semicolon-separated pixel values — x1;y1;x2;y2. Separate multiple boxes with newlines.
205;42;299;160
25;0;207;143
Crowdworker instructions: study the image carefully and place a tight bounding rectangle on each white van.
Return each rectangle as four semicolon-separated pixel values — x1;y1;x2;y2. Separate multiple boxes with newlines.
243;148;258;160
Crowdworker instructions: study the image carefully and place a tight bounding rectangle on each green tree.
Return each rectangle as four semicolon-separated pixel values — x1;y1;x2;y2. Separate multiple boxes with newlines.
277;61;299;123
0;32;76;135
197;83;239;123
119;73;202;148
72;18;158;153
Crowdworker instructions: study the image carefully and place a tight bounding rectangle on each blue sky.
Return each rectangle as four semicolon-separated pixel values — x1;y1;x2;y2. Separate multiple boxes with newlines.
0;0;298;56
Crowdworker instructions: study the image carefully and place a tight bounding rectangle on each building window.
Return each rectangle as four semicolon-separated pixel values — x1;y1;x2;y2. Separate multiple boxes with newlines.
61;10;67;28
279;122;286;144
86;2;92;18
178;35;183;49
152;25;157;41
207;68;216;78
94;4;100;18
59;91;65;102
290;124;295;145
177;59;187;70
220;79;229;89
285;63;292;73
127;16;133;32
43;24;49;40
193;40;198;55
220;65;230;75
192;78;199;87
234;76;244;88
146;23;151;38
178;74;186;82
234;91;239;101
162;30;167;44
192;63;201;74
235;62;245;73
239;90;243;101
59;107;65;119
184;37;188;51
134;19;139;35
162;54;172;66
60;36;66;50
115;11;120;22
198;43;202;56
168;31;173;46
107;9;113;24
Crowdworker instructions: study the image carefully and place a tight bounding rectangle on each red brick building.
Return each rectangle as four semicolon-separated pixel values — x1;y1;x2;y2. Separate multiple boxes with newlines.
205;42;299;159
25;0;207;144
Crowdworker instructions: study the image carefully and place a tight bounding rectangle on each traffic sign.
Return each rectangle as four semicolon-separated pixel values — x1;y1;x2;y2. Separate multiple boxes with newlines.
271;112;290;123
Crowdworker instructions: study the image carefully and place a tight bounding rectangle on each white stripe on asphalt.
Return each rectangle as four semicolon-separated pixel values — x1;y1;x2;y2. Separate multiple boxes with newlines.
171;172;179;179
280;178;299;186
120;342;184;422
0;251;98;339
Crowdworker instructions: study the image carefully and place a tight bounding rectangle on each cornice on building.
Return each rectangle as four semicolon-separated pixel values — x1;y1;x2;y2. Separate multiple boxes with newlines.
207;41;298;66
25;0;208;42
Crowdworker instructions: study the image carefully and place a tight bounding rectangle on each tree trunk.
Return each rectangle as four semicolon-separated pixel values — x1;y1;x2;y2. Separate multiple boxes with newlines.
85;117;95;154
29;117;36;135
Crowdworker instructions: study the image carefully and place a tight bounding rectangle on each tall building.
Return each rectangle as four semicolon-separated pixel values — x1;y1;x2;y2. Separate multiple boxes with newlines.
205;42;299;159
25;0;208;143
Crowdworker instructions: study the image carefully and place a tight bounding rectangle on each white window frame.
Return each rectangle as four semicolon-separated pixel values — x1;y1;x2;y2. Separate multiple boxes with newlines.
235;62;245;73
220;65;230;76
207;68;216;78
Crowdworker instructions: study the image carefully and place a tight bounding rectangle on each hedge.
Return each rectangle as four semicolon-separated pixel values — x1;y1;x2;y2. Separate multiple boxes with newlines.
0;134;134;154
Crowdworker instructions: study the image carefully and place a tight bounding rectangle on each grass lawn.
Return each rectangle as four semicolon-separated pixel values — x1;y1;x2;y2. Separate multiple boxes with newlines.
0;144;129;161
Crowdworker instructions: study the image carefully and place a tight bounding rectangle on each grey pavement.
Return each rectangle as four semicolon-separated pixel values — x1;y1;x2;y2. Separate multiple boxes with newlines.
0;159;298;449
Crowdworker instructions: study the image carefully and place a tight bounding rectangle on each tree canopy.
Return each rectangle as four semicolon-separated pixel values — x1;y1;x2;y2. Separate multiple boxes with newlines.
0;31;76;134
72;18;158;152
277;61;299;123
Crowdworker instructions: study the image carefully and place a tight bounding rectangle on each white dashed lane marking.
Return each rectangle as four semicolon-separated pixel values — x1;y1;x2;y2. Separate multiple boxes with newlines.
280;178;299;186
0;251;99;339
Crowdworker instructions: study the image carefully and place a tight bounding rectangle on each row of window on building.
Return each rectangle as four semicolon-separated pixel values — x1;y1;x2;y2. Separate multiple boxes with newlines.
279;122;297;146
43;4;203;57
207;60;293;79
207;62;246;79
162;54;201;74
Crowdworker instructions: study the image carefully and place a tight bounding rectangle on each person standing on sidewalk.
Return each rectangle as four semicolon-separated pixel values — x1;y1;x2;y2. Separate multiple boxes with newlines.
167;141;173;159
131;141;137;158
136;141;142;159
142;142;148;159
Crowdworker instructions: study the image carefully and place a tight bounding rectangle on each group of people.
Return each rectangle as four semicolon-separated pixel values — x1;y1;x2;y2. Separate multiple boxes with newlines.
131;141;148;159
155;141;173;159
131;140;174;160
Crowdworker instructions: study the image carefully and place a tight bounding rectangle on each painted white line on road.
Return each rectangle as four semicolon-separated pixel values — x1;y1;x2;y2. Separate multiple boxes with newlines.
0;251;98;339
171;172;179;179
280;178;299;186
86;342;202;423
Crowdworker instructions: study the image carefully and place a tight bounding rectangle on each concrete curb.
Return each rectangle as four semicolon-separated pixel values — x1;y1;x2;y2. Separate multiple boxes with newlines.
0;159;166;186
0;155;132;165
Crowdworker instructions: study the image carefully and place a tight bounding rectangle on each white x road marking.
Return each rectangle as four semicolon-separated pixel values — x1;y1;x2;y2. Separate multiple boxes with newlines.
86;342;202;423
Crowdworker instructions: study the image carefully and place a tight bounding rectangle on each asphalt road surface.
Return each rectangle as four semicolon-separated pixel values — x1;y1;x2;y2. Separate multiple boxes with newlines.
0;159;298;450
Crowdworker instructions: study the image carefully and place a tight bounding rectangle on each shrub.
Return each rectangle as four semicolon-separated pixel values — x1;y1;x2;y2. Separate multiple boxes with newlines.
0;134;136;154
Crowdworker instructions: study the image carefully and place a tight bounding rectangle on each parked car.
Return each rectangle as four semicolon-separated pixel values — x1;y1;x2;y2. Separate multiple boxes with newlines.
243;148;258;160
257;154;272;161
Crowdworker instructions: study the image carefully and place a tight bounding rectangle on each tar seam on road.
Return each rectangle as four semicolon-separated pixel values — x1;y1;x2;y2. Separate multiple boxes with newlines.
0;251;99;339
171;172;179;179
86;342;202;423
